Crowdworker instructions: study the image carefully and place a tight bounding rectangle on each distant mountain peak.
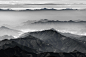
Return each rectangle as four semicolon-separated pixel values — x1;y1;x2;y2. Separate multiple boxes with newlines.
0;26;9;29
39;19;49;22
0;26;21;38
42;28;59;34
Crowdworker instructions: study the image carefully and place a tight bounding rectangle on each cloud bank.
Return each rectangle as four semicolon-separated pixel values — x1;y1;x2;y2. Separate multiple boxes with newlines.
0;0;86;4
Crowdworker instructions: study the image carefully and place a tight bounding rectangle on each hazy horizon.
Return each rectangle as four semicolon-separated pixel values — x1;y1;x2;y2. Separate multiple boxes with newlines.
0;0;86;37
0;10;86;26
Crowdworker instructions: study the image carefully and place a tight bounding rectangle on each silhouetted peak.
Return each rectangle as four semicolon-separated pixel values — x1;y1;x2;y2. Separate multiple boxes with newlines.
43;28;58;33
29;28;60;36
49;28;57;31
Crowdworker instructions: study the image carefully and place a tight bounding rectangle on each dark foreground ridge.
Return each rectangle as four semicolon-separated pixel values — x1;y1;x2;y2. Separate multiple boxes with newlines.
0;29;86;57
22;29;86;53
0;46;86;57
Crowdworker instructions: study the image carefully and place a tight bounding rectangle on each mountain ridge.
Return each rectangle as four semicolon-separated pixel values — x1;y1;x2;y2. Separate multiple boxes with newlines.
0;29;86;56
0;39;38;53
20;28;86;53
0;26;21;37
12;35;61;52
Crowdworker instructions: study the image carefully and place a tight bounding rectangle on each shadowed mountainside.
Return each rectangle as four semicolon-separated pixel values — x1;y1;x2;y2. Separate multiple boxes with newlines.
38;51;86;57
0;35;61;53
20;29;86;53
61;32;86;42
12;35;61;52
0;39;37;53
0;47;86;57
0;46;37;57
0;29;86;57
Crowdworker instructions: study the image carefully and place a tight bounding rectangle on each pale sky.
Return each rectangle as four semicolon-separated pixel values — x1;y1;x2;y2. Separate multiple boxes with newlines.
0;0;86;4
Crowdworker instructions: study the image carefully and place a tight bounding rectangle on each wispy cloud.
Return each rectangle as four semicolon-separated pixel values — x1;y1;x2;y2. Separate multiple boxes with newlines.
0;0;86;4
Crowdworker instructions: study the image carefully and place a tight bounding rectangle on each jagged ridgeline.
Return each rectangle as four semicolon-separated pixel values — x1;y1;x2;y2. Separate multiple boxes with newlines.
0;29;86;57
